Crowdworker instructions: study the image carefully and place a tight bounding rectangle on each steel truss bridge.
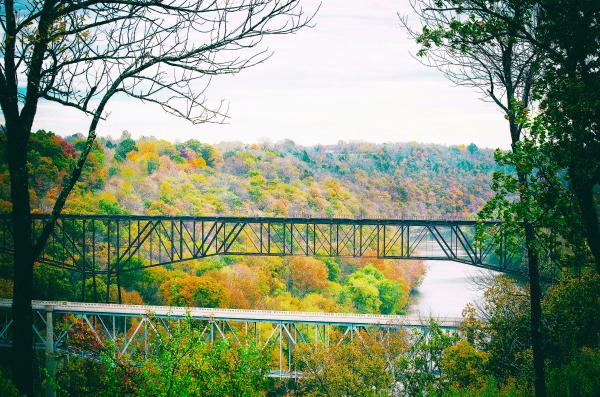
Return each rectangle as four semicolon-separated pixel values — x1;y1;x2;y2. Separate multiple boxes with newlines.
0;299;459;378
0;214;524;301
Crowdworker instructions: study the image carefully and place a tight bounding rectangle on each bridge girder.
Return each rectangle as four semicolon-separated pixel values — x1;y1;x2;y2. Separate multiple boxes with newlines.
0;214;526;302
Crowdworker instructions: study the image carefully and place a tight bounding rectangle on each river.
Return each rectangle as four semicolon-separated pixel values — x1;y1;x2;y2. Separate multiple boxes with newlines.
408;260;498;318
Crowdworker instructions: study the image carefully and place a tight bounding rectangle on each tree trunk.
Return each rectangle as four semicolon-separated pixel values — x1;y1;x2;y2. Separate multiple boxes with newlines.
570;170;600;274
516;169;547;397
523;219;546;397
7;130;35;397
511;117;546;397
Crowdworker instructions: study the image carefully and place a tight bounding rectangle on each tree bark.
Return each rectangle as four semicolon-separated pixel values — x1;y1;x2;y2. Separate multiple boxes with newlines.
510;117;546;397
569;169;600;274
523;218;546;397
7;127;35;397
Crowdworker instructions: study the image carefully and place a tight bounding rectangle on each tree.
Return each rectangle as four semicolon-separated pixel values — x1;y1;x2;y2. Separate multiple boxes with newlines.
113;132;138;162
398;320;460;396
441;339;490;391
346;266;383;313
296;334;400;397
402;2;549;395
411;0;600;274
159;275;226;308
0;1;314;393
287;257;329;297
462;273;600;396
532;0;600;274
377;279;406;314
57;316;270;396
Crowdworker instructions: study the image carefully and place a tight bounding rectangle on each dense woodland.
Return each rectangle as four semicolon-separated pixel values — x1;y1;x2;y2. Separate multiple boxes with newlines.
0;130;500;314
1;130;496;218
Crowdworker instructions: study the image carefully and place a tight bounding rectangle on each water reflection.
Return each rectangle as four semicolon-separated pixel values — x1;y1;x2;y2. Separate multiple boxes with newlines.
409;260;498;318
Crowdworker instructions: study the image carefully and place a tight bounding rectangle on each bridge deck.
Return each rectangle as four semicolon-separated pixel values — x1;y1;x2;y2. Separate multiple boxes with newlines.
0;299;460;327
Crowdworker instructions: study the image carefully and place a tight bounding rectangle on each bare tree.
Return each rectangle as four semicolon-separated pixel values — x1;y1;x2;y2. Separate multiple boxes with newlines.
0;0;316;394
400;2;550;397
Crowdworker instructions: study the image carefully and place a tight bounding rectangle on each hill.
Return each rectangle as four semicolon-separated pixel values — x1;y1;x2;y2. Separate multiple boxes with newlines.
0;131;498;315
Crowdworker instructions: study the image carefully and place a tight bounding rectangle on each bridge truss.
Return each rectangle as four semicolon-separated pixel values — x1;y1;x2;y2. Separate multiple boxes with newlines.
0;299;459;378
0;214;524;301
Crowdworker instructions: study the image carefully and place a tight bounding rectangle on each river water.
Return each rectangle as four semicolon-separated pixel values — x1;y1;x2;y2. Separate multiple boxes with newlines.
408;260;498;318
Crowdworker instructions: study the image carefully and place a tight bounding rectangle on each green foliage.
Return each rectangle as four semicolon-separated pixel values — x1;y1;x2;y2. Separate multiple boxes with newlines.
546;347;600;397
345;265;408;314
543;274;600;366
147;155;160;174
33;264;73;301
321;257;341;282
114;134;138;162
398;320;460;396
477;116;591;275
377;279;405;314
0;369;21;397
467;143;478;155
54;318;269;396
452;275;600;395
475;277;532;383
346;273;382;313
97;196;128;215
433;376;524;397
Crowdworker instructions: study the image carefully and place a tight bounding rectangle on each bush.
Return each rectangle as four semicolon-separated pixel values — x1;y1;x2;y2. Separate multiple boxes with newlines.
54;317;269;396
547;347;600;397
0;370;21;397
441;339;489;390
435;376;525;397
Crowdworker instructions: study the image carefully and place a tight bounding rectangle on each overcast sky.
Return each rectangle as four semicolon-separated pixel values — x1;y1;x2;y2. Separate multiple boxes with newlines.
29;0;510;149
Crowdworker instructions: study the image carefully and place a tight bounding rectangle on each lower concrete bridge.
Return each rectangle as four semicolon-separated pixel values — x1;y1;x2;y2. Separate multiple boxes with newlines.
0;214;525;302
0;299;460;378
0;299;461;377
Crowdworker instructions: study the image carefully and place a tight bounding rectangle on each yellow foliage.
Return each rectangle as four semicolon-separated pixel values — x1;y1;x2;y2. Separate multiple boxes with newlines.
120;289;144;305
121;166;136;181
192;156;207;169
190;173;207;185
0;278;13;298
441;339;489;390
322;179;351;201
301;293;339;312
138;141;158;154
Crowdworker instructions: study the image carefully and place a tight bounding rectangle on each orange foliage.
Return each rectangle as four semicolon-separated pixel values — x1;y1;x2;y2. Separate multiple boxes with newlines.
288;257;329;297
204;263;266;309
159;275;227;307
121;289;144;305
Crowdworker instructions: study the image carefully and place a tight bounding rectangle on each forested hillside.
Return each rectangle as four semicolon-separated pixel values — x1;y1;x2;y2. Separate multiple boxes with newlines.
1;131;496;218
0;131;497;315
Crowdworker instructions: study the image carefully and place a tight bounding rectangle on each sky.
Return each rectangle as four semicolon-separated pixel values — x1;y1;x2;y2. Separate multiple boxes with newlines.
30;0;511;149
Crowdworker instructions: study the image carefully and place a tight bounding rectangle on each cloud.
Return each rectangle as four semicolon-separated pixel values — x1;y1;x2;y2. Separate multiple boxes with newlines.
21;0;510;149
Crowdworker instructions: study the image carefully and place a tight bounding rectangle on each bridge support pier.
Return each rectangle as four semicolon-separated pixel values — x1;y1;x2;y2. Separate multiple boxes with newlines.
45;305;56;397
